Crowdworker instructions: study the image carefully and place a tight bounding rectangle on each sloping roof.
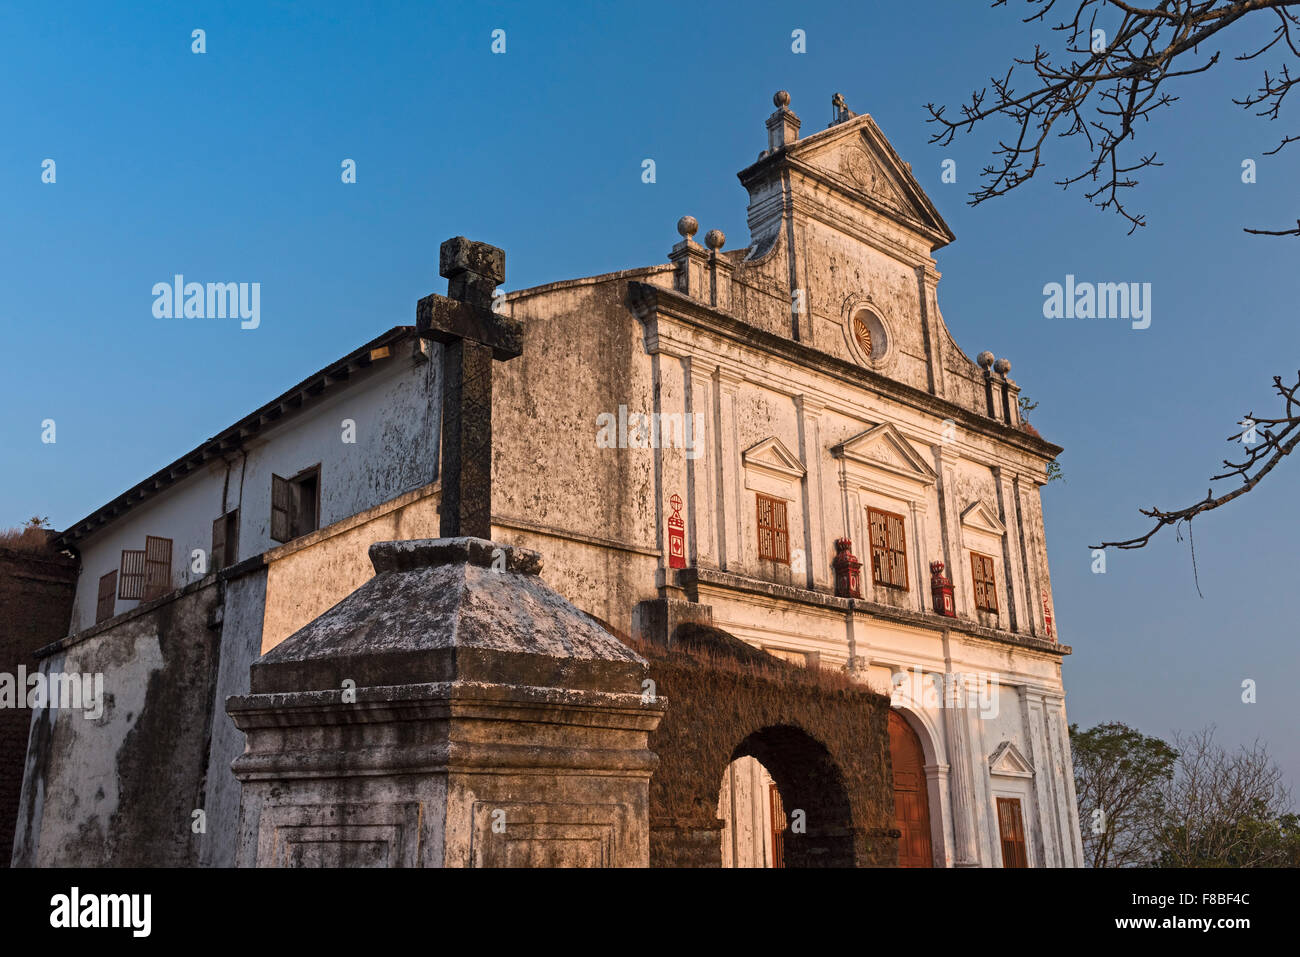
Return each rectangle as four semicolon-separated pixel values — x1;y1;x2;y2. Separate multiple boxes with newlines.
55;325;418;550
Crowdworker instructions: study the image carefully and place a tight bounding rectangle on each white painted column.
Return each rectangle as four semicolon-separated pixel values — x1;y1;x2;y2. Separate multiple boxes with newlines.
909;500;928;614
794;394;828;590
1023;691;1062;867
936;448;971;618
924;761;954;868
942;671;982;866
714;367;744;573
687;362;716;567
992;466;1026;633
1045;693;1085;866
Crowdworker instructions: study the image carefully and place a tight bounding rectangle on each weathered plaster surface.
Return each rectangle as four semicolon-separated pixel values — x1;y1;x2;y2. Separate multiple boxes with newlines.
14;583;218;866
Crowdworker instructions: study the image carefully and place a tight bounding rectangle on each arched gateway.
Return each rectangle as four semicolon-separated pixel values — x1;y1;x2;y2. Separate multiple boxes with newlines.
639;623;898;867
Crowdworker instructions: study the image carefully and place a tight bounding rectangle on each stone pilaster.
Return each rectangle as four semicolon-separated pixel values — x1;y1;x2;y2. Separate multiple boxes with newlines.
714;367;745;574
915;264;946;398
1023;690;1061;867
935;447;970;618
908;499;929;615
991;466;1022;633
942;671;982;866
794;394;828;590
686;360;716;567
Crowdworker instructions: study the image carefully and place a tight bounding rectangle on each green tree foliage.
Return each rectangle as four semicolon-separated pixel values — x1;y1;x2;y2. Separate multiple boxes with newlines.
1071;721;1177;867
1073;722;1299;867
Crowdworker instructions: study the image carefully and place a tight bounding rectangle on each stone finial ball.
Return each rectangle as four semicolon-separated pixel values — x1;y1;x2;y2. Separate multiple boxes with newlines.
677;215;699;239
773;90;791;108
994;357;1012;375
704;229;726;250
977;350;995;369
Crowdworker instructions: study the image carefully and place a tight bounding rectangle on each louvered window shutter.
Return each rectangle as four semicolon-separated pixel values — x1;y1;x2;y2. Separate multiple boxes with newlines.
212;515;227;572
271;474;291;542
119;549;146;600
144;536;173;600
96;571;118;623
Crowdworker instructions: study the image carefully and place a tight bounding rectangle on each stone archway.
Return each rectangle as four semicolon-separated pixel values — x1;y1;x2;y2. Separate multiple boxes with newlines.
730;724;857;868
632;623;897;867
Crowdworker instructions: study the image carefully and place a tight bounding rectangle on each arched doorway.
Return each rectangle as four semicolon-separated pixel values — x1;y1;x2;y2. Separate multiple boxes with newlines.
889;710;933;867
718;755;784;867
716;725;855;868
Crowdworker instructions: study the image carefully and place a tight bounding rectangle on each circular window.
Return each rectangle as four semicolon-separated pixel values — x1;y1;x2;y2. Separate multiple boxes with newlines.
853;315;874;356
850;309;888;365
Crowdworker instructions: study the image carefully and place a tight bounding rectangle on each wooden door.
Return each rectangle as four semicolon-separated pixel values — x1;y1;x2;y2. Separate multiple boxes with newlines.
997;797;1029;868
889;711;933;867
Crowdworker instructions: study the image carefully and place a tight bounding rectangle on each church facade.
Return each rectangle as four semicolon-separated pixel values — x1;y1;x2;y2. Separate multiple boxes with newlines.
16;92;1082;868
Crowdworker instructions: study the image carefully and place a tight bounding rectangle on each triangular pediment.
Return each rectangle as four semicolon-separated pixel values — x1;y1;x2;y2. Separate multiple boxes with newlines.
785;116;955;248
832;423;936;485
989;741;1034;777
961;501;1006;536
742;436;806;480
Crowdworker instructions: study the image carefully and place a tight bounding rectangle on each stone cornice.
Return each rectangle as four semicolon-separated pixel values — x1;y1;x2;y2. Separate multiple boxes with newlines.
628;282;1064;463
679;566;1070;657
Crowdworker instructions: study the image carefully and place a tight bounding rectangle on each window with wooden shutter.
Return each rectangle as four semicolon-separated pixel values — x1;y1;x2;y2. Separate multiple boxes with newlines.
212;514;227;572
96;571;117;624
292;467;320;537
212;509;239;571
271;468;320;544
118;549;146;600
143;535;173;600
755;493;789;564
997;797;1029;868
971;552;999;613
271;474;292;543
867;507;909;590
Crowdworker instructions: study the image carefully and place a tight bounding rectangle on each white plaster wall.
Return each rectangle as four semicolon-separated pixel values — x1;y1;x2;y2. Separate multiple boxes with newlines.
67;348;435;635
234;349;437;559
69;462;229;633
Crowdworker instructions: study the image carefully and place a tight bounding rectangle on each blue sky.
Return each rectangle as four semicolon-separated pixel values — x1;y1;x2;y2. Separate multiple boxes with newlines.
3;2;1297;789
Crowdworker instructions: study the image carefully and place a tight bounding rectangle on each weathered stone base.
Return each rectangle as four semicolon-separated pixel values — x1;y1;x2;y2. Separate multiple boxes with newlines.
227;537;664;867
229;679;661;867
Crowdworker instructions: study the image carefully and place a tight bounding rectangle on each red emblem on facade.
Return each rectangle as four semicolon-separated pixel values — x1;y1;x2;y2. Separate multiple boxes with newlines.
832;537;862;598
1043;595;1054;639
930;561;956;618
667;493;686;569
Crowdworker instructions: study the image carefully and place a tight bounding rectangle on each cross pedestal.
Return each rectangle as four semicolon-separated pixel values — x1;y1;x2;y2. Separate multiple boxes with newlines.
226;238;663;868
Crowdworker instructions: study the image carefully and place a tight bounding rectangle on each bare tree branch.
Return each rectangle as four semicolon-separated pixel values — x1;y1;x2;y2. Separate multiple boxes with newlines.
1092;371;1300;548
927;0;1300;235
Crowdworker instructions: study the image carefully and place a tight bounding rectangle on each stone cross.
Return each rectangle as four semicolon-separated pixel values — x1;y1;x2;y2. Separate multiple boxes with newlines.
417;237;523;540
